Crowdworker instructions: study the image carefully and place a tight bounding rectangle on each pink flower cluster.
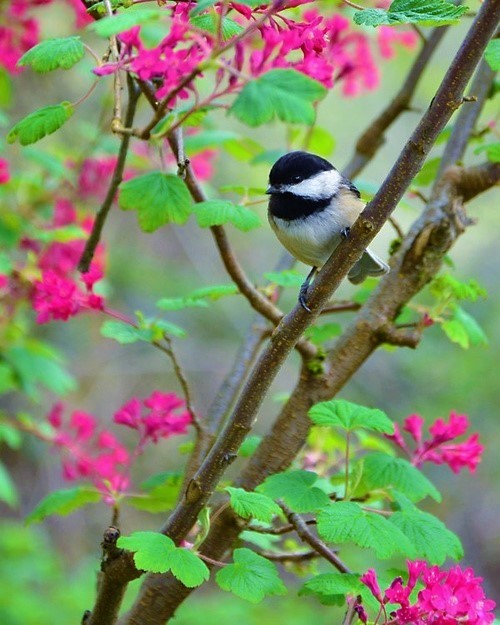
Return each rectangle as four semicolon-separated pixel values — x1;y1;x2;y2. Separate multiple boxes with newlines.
360;561;495;625
48;402;130;502
95;3;416;103
387;412;484;474
114;390;192;445
46;390;191;503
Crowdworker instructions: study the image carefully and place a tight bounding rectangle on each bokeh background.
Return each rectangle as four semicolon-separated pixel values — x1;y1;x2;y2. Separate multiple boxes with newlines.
1;2;499;623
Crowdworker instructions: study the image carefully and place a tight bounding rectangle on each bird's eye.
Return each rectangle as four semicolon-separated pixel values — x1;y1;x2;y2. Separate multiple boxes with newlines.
292;175;302;183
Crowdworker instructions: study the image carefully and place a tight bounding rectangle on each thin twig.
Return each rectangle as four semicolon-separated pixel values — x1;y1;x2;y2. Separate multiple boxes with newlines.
249;518;317;535
320;301;361;315
78;75;140;273
278;501;351;574
258;549;319;562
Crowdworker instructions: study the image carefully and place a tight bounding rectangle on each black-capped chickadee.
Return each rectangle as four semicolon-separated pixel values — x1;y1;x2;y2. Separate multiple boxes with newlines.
266;151;389;311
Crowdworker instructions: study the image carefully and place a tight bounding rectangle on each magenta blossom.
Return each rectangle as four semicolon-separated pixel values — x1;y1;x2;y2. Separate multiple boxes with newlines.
360;561;496;625
387;412;484;474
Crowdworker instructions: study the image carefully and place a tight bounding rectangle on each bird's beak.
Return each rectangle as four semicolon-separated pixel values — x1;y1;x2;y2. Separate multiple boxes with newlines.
266;184;280;195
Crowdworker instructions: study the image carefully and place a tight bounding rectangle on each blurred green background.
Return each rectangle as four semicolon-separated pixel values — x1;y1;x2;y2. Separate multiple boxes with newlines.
1;2;499;623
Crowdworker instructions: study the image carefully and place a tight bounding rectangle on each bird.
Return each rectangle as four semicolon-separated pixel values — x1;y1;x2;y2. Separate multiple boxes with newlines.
266;150;389;311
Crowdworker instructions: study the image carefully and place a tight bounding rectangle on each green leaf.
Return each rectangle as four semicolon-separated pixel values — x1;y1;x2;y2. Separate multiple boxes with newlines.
289;125;335;157
7;102;74;146
145;318;186;339
118;531;175;573
0;422;22;449
190;0;218;16
451;306;488;348
215;548;287;603
317;502;415;559
101;320;155;344
190;14;244;40
485;39;500;71
474;142;500;163
353;0;468;27
239;435;262;458
156;297;209;311
192;200;261;231
300;573;364;598
0;462;18;508
309;399;394;435
26;487;101;524
167;547;210;587
0;362;17;394
361;453;441;502
90;8;164;37
128;472;183;512
17;37;84;72
257;470;331;513
240;530;280;551
304;323;342;345
230;69;327;127
263;270;304;288
390;498;463;564
226;487;281;523
188;284;239;300
119;172;192;232
184;129;240;152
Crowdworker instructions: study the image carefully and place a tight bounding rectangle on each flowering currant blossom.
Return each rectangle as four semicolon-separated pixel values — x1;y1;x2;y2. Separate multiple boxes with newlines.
387;412;484;474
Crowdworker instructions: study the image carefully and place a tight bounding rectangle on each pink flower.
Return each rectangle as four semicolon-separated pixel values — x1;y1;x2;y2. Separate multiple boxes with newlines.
360;569;384;602
386;412;484;474
378;26;418;59
77;156;118;200
0;158;10;184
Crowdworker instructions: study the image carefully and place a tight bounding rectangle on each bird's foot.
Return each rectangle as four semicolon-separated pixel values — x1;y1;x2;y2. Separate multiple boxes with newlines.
341;226;351;239
298;282;312;313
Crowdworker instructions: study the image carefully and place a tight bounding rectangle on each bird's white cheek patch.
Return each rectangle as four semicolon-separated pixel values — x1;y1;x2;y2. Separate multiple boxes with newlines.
283;169;342;199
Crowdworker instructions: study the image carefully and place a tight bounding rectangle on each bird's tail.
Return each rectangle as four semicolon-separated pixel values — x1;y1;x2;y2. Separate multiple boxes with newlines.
348;248;389;285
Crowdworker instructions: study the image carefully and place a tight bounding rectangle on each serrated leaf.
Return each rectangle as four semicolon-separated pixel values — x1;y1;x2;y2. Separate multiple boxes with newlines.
188;284;239;300
118;531;175;572
361;453;441;502
226;487;281;523
7;102;74;146
304;323;342;345
300;573;364;598
353;0;468;27
168;547;210;587
90;8;164;37
430;274;487;302
317;502;415;559
101;320;155;344
119;172;192;232
309;399;394;435
263;270;304;288
156;297;209;311
485;39;500;71
26;487;101;524
0;462;18;508
190;0;218;16
192;200;261;231
230;69;326;127
18;37;84;72
191;14;244;40
390;502;463;564
257;470;330;513
216;548;287;602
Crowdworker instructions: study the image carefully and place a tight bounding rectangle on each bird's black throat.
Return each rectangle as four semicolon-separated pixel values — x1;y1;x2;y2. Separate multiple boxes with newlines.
268;192;333;220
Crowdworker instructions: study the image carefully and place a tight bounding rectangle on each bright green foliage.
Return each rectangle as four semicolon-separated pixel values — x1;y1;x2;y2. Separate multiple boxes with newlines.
188;284;240;300
317;502;415;559
441;305;488;349
119;172;192;232
117;531;209;587
239;435;262;457
156;297;210;311
90;8;164;37
26;487;101;524
300;573;364;600
156;285;239;312
430;274;487;302
17;37;85;72
354;0;468;27
0;423;22;450
257;470;331;513
390;496;463;564
359;452;441;502
475;142;500;162
413;156;441;187
192;200;261;231
190;15;244;40
127;472;183;513
0;462;18;507
0;362;16;394
304;323;342;345
263;270;304;288
309;399;394;435
484;39;500;70
230;69;327;127
215;548;287;602
226;487;281;523
7;102;74;146
5;340;75;400
289;125;336;157
101;320;156;344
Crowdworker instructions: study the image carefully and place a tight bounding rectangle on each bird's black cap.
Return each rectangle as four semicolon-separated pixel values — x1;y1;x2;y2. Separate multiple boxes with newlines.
268;151;334;187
